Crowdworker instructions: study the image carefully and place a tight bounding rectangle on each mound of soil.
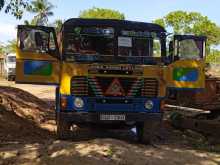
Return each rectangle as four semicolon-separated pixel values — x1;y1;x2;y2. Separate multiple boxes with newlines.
0;86;54;143
0;105;53;143
0;86;54;123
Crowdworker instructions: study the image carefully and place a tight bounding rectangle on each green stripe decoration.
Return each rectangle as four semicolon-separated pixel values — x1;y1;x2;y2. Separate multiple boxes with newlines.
24;61;53;76
173;67;199;82
32;63;52;76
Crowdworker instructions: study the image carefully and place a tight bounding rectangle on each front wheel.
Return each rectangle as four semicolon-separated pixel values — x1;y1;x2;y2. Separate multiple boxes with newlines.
136;119;162;144
57;118;71;140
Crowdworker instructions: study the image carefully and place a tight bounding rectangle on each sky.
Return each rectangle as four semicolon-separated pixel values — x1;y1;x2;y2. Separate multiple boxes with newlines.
0;0;220;44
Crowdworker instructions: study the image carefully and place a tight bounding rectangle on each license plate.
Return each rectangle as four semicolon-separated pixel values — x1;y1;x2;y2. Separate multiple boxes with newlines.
100;114;126;121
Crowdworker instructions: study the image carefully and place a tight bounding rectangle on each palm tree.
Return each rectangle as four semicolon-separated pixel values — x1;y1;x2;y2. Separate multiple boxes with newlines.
24;20;31;25
24;19;37;25
53;19;63;34
27;0;54;26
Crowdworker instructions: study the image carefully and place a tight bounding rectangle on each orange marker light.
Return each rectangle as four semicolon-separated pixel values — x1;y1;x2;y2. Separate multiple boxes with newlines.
160;100;166;112
61;96;67;109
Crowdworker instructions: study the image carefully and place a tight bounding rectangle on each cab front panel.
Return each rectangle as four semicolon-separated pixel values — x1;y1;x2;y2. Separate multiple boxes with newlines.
59;63;166;96
57;63;166;114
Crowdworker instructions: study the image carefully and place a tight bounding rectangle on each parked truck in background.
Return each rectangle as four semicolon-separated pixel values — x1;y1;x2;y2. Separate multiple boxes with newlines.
3;53;16;81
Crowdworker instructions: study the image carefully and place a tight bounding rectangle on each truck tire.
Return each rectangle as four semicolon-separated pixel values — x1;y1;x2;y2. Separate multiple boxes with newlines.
57;119;88;140
57;118;72;140
136;119;161;144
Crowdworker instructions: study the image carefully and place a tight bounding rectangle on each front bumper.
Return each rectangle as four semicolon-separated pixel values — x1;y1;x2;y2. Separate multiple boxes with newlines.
58;112;163;123
61;96;163;113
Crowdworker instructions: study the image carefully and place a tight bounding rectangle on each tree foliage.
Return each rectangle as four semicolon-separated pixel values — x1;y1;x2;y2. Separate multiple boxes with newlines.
154;11;220;48
26;0;54;25
79;7;125;20
206;49;220;64
24;19;33;25
52;19;63;34
0;44;5;55
0;0;29;19
4;39;16;53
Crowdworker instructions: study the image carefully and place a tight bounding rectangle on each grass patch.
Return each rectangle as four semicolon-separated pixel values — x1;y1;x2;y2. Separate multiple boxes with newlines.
106;147;114;157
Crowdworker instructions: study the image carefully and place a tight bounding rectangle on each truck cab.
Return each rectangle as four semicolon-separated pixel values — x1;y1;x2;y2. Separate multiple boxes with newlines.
15;19;206;143
4;53;16;81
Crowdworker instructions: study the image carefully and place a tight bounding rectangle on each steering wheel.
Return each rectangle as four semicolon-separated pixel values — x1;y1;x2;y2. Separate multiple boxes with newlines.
81;38;91;49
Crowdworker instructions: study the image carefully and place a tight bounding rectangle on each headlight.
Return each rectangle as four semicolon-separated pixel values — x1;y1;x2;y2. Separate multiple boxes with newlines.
74;97;84;108
145;100;154;110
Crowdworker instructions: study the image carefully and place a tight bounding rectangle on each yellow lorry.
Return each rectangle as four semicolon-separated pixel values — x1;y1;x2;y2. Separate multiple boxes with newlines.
16;18;206;143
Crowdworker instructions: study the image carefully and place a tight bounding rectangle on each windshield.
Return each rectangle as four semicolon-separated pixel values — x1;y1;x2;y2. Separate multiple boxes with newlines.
117;30;162;64
63;26;165;64
7;56;16;63
177;39;204;59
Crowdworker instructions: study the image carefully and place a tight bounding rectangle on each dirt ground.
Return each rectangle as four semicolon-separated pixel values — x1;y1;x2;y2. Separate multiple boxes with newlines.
0;79;220;165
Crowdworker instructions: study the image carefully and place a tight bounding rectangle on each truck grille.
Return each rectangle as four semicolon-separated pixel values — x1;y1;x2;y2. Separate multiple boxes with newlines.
71;76;158;97
71;76;88;96
141;78;159;97
88;77;142;97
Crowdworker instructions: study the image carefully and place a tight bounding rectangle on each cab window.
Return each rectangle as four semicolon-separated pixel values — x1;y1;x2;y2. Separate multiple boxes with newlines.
64;27;115;56
178;39;203;59
153;38;161;57
18;28;49;53
118;31;162;57
7;56;16;63
18;26;59;58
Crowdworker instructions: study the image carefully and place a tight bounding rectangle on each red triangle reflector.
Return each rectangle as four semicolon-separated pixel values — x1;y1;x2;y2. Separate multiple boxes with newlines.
105;78;125;96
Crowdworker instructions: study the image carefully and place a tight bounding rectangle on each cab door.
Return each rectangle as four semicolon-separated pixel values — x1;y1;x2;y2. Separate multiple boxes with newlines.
166;35;206;89
16;25;60;85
